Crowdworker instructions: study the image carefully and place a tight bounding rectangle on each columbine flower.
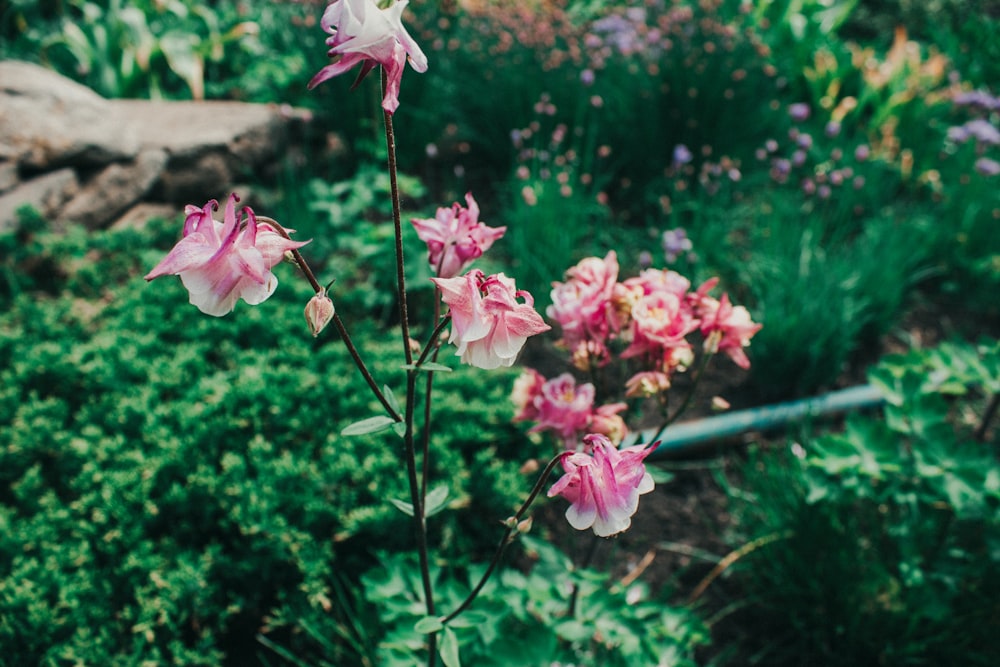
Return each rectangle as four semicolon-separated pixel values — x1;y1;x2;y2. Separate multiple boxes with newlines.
307;0;428;114
698;293;762;369
411;193;506;278
432;270;550;370
530;373;596;446
547;252;620;362
511;368;546;422
547;434;658;537
145;194;308;316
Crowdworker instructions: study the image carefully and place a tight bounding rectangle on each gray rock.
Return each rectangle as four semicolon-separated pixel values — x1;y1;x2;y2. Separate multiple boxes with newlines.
0;161;18;194
0;168;79;232
110;202;178;231
0;61;139;169
59;149;169;229
109;99;289;202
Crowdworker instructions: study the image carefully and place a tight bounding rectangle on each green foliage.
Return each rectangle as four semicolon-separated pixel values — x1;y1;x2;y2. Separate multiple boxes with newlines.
313;536;708;667
0;217;531;664
727;339;1000;665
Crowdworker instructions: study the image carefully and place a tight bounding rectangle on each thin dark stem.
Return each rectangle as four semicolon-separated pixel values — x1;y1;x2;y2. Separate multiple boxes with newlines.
403;370;435;613
441;453;569;625
382;71;432;666
331;314;400;421
416;315;452;368
642;352;715;446
258;216;401;423
382;73;413;368
567;534;603;616
420;299;445;506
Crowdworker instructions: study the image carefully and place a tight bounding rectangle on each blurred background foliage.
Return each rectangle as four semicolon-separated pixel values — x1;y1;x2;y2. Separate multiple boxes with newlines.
1;0;999;664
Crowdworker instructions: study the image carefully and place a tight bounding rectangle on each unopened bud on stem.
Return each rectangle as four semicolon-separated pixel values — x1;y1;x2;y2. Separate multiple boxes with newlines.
305;289;335;337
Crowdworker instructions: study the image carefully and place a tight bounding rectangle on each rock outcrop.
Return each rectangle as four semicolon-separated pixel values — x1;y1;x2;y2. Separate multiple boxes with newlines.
0;60;311;232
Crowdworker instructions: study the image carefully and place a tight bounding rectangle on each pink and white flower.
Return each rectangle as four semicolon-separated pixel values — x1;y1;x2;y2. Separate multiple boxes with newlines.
145;195;308;317
548;434;658;537
511;368;546;422
411;193;506;278
307;0;428;114
547;251;620;364
530;373;596;446
432;270;550;370
697;293;762;369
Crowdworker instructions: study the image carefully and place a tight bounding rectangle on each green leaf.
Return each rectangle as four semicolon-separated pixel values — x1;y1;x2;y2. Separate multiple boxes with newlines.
424;485;450;518
341;415;395;436
383;384;402;415
439;627;461;667
391;421;407;438
387;498;414;517
401;362;453;373
414;616;443;634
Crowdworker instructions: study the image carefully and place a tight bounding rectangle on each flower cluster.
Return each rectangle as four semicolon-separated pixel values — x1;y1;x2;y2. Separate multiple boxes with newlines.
513;252;760;536
512;370;627;448
545;251;759;377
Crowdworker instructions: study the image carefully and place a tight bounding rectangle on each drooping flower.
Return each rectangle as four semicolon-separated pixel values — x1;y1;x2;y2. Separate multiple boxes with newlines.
307;0;428;114
547;434;658;537
411;193;506;278
432;270;550;370
145;194;308;316
698;293;762;369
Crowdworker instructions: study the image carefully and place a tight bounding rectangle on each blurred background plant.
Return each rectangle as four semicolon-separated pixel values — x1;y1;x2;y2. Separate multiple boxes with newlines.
2;0;1000;663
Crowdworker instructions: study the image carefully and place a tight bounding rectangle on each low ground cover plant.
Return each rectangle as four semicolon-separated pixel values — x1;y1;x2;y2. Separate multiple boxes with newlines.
2;0;999;664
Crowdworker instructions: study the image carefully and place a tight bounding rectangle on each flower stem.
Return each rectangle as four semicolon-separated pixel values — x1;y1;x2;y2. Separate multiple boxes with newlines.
440;453;568;626
257;216;401;422
382;70;433;665
645;352;715;445
382;73;413;368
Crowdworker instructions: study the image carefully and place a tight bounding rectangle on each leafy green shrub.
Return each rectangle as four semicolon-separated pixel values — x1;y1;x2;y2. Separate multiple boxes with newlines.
272;536;707;667
726;339;1000;665
0;217;533;664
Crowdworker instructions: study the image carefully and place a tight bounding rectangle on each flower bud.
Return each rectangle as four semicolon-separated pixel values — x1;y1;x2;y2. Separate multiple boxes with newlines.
305;289;335;337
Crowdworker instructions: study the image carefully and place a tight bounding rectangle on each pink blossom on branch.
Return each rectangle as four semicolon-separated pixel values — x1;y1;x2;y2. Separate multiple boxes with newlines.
144;194;309;317
432;270;550;370
411;193;506;278
307;0;428;114
547;434;658;537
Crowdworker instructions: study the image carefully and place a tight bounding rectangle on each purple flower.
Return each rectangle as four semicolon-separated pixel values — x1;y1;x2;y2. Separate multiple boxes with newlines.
975;157;1000;176
662;227;693;263
796;133;813;149
954;89;1000;111
854;145;870;162
791;149;807;167
672;144;693;166
580;68;595;86
964;119;1000;146
825;121;841;137
788;103;810;122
